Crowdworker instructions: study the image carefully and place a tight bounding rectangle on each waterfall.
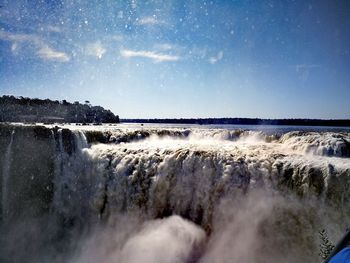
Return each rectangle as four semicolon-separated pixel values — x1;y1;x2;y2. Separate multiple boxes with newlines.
1;130;15;220
51;129;90;217
0;124;349;263
74;130;88;150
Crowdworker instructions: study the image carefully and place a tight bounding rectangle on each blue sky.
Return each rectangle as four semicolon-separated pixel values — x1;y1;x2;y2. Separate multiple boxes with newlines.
0;0;349;119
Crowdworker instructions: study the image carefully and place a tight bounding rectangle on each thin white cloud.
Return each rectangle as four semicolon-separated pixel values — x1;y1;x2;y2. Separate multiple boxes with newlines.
37;46;70;62
209;51;224;64
0;30;70;62
0;30;40;44
86;41;106;59
120;49;180;63
135;16;163;26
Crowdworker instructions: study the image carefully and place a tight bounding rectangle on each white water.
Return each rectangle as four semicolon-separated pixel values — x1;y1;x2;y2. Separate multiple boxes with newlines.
1;124;349;263
74;130;88;150
70;129;349;222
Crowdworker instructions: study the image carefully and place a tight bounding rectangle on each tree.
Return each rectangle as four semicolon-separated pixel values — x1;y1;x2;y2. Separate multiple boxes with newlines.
0;96;120;123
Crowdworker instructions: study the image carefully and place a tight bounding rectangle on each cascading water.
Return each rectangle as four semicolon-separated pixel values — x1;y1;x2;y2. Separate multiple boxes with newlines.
0;123;349;263
74;130;88;150
1;130;15;220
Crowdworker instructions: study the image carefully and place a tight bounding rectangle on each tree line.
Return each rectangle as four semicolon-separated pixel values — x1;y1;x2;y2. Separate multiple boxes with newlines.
0;95;119;123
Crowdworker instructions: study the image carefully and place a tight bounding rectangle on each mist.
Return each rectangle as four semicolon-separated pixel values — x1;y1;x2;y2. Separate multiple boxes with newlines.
0;124;349;262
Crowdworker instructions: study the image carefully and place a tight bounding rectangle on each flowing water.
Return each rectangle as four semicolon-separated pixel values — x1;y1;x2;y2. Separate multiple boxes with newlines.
1;130;15;220
0;123;349;263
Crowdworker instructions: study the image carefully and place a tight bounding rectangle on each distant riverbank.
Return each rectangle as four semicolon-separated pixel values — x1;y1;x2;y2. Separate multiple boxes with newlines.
122;118;350;127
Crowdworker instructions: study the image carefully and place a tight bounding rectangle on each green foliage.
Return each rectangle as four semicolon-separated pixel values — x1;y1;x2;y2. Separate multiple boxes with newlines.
0;95;119;123
319;229;335;260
